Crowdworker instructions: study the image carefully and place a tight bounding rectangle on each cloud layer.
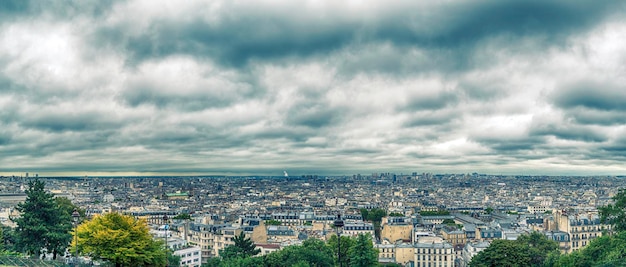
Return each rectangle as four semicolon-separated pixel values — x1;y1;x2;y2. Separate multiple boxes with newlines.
1;0;626;176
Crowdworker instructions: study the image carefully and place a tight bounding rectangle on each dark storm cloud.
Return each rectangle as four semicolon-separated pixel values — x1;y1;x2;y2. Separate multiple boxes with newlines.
120;86;234;111
285;102;346;128
0;0;118;20
97;15;356;67
249;127;313;143
404;110;459;127
563;108;626;126
552;81;626;111
530;123;607;143
472;136;545;152
20;111;123;132
0;132;10;145
403;91;459;111
90;0;622;68
387;0;621;48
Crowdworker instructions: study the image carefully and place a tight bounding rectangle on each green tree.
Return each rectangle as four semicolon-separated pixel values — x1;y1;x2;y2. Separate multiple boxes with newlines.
168;253;181;267
469;232;558;267
13;179;72;259
348;234;378;267
359;209;369;222
516;231;559;266
485;207;494;214
172;213;191;221
75;212;166;267
599;188;626;232
265;219;282;226
221;232;260;260
360;208;387;241
442;219;456;225
388;212;404;217
0;225;18;253
264;239;334;267
469;239;530;267
548;230;626;267
55;197;86;228
327;234;355;267
419;210;450;216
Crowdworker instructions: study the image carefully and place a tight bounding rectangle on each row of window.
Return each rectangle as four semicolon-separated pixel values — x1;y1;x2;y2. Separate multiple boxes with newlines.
416;261;450;267
416;248;452;254
417;255;449;261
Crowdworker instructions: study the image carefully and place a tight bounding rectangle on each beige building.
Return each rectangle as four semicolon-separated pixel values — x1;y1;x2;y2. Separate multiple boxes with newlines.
381;217;413;243
441;227;466;247
213;227;243;257
553;210;611;253
188;224;218;263
375;243;414;265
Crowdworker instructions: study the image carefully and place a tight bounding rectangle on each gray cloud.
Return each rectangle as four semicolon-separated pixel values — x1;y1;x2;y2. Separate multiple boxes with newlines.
553;81;626;111
530;123;607;143
88;0;623;68
1;0;626;176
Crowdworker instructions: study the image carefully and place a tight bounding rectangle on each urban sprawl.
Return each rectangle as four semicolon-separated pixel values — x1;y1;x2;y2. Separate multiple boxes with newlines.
0;173;623;267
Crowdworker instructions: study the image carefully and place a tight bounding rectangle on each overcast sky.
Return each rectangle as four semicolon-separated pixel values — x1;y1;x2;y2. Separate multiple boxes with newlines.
1;0;626;177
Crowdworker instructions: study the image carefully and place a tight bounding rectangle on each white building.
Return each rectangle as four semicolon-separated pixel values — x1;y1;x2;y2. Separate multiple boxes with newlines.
414;242;455;267
460;241;490;267
342;222;375;237
173;246;202;267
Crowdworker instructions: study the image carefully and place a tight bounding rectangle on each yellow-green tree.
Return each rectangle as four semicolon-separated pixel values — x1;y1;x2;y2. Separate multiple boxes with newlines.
74;212;166;267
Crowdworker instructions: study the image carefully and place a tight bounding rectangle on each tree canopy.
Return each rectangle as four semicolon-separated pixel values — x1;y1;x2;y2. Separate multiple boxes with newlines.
348;234;378;267
172;213;191;221
360;208;386;240
205;234;379;267
544;190;626;266
75;212;166;267
264;238;334;267
547;231;626;267
13;179;72;259
599;188;626;232
327;234;355;267
220;232;261;260
469;232;558;267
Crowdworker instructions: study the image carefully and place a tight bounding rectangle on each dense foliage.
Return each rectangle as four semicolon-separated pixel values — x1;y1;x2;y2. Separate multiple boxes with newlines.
204;234;379;267
172;213;192;221
360;208;387;240
419;210;450;216
13;179;73;259
349;233;378;267
75;212;166;266
265;219;282;226
469;232;559;267
220;232;261;260
599;188;626;232
544;189;626;266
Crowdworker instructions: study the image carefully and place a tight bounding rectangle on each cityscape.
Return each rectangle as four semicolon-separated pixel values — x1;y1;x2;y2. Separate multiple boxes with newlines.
0;172;625;266
2;0;626;266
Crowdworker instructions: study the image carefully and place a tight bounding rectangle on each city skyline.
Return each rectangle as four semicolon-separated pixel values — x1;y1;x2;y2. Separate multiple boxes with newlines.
1;0;626;176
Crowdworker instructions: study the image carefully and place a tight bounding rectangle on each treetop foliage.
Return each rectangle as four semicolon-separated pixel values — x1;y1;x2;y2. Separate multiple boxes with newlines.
599;188;626;232
14;179;72;259
469;232;558;267
206;233;378;267
419;210;450;216
75;212;166;267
